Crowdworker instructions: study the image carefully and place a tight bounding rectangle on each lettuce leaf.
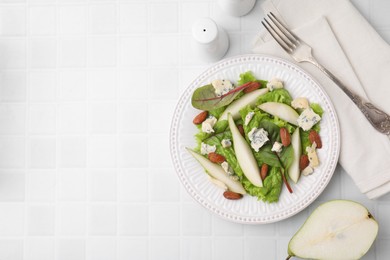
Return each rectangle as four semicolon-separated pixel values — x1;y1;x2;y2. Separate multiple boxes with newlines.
310;103;323;132
260;167;283;203
256;88;293;105
209;106;226;119
194;120;229;151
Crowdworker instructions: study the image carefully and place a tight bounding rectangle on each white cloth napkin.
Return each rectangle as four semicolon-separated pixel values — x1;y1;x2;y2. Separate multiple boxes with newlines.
252;0;390;199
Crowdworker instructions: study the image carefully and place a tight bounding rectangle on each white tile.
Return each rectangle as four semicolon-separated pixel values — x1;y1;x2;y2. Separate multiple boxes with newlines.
59;71;86;101
224;33;241;59
29;38;57;68
59;136;86;168
377;203;390;237
0;137;25;168
118;135;148;167
150;237;179;260
119;3;148;33
0;5;26;35
181;237;212;260
150;169;180;202
150;36;178;66
180;36;206;65
27;205;55;235
25;238;55;260
150;3;178;33
149;134;171;167
180;68;205;93
377;239;390;260
0;71;26;102
150;69;179;100
57;239;85;260
181;204;211;235
0;240;23;260
29;6;56;35
88;4;116;34
118;237;148;260
118;204;148;235
150;204;179;235
87;37;116;67
214;237;243;260
28;104;56;134
181;3;210;33
240;0;264;31
59;37;86;67
0;172;25;201
149;102;175;133
316;169;341;201
213;216;243;235
29;71;56;102
119;36;148;67
0;104;25;134
244;237;276;260
88;170;116;201
0;38;26;69
58;169;86;201
118;169;148;202
58;103;86;134
58;204;86;236
88;136;116;168
87;70;116;100
28;137;56;169
118;69;148;99
243;222;275;236
278;209;309;237
87;238;116;260
59;5;86;34
88;204;117;235
0;205;24;235
27;171;56;201
276;238;290;260
118;102;148;133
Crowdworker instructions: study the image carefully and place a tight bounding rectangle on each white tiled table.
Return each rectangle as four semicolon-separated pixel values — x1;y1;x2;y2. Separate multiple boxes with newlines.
0;0;389;259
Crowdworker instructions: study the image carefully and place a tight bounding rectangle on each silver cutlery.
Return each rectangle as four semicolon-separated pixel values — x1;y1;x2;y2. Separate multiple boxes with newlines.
262;12;390;135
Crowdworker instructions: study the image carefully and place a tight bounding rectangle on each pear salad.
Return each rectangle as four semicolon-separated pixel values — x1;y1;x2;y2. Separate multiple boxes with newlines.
187;71;324;203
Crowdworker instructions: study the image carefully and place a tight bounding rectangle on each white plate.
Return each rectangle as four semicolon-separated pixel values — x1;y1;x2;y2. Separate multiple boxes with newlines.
170;54;340;224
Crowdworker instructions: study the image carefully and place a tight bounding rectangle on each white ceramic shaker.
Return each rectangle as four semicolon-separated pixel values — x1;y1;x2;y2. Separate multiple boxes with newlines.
191;18;229;63
218;0;256;17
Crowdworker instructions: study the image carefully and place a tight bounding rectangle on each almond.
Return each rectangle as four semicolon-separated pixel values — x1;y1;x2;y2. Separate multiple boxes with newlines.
237;124;245;137
280;127;291;147
193;111;208;125
309;130;322;148
223;190;243;200
260;163;269;181
300;154;310;171
208;152;226;164
243;82;261;94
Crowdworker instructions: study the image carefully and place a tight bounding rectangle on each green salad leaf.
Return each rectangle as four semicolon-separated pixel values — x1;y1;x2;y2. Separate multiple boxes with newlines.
238;71;267;87
256;88;293;106
191;84;242;111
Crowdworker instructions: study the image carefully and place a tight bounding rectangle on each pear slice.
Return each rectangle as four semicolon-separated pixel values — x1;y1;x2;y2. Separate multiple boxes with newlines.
287;200;378;260
219;88;269;121
288;128;301;183
186;148;246;194
258;102;299;125
227;114;262;187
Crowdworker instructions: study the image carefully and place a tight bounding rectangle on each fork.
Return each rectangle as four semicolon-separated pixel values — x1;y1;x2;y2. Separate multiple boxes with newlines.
262;12;390;135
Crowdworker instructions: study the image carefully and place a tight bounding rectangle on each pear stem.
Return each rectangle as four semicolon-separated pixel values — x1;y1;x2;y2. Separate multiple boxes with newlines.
286;255;292;260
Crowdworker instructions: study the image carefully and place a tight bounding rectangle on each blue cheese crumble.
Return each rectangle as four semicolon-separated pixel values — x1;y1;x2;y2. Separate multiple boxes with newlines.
271;141;283;153
211;79;235;97
266;78;284;91
201;116;217;133
200;142;216;155
297;108;321;131
221;139;232;148
244;111;255;126
248;128;269;152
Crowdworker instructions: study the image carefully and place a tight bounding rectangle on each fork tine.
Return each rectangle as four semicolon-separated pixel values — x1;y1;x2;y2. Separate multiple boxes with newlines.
261;21;293;54
269;12;299;43
265;16;297;49
262;19;294;53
